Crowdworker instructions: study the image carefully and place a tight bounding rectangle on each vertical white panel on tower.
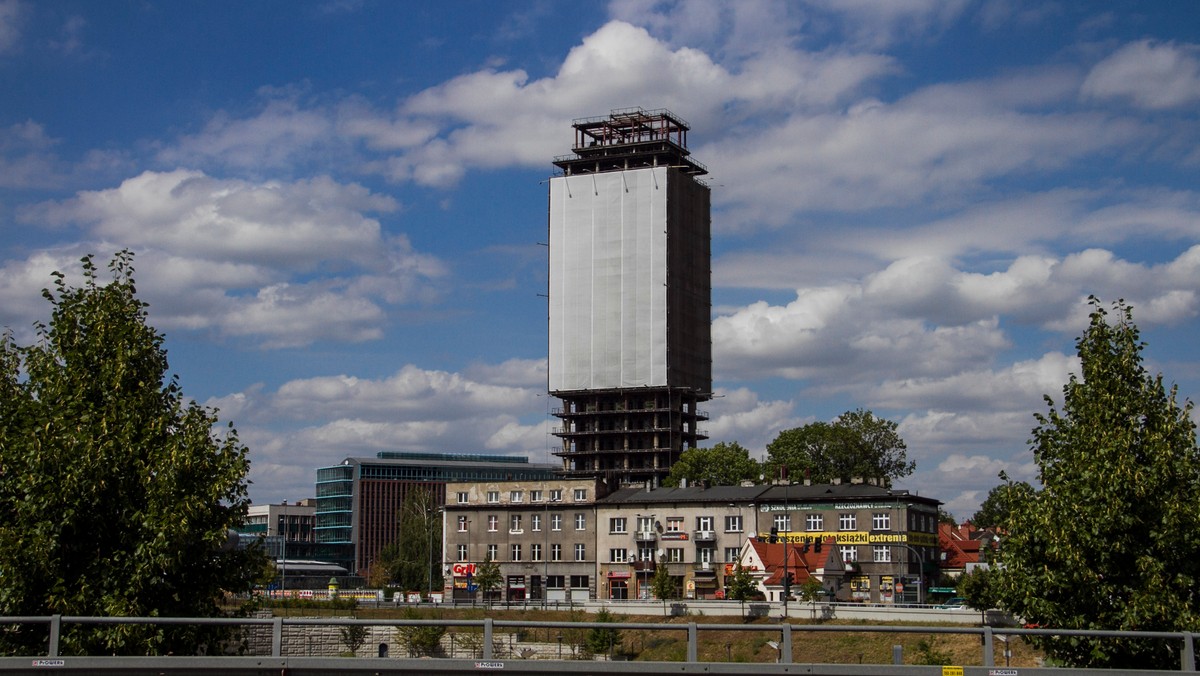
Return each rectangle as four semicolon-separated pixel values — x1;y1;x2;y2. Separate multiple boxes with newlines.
548;167;668;392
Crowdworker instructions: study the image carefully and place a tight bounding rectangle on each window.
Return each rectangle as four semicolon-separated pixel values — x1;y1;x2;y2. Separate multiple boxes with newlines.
573;488;587;501
531;543;542;561
806;514;823;531
456;492;468;504
570;575;589;589
724;515;742;532
666;548;683;563
551;513;562;531
666;517;683;533
610;548;627;563
873;545;891;563
873;513;890;531
773;513;792;532
696;516;713;532
487;544;498;560
549;489;562;502
457;515;469;532
610;517;627;533
487;491;499;504
530;490;543;502
457;544;467;561
574;543;586;561
546;575;564;589
637;516;655;533
840;546;858;563
511;544;522;561
698;547;714;564
839;513;856;531
725;547;741;563
574;513;586;530
510;514;522;533
487;515;498;532
638;546;655;561
551;544;562;561
510;490;523;503
531;514;541;532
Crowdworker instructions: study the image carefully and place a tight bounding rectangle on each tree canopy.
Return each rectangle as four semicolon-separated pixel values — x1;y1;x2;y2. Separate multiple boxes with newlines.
472;556;501;604
0;253;266;655
663;441;760;487
765;409;914;485
970;472;1035;530
392;486;442;594
996;298;1200;670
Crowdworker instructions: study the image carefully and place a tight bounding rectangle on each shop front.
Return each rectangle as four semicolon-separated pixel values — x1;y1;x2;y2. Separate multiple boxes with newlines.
692;570;718;599
450;562;477;601
608;571;630;600
506;575;526;602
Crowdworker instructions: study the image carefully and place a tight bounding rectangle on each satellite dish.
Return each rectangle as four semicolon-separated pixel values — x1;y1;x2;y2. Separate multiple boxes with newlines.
656;548;664;557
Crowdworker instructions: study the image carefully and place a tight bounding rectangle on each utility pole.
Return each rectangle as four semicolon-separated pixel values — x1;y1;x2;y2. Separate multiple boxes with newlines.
782;466;789;620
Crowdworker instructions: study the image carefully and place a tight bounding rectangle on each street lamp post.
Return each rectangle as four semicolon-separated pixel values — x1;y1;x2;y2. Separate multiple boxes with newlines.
426;505;442;600
887;543;926;605
280;500;287;595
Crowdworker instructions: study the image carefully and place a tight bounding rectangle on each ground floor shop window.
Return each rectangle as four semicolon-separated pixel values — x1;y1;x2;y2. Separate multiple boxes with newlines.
609;578;628;599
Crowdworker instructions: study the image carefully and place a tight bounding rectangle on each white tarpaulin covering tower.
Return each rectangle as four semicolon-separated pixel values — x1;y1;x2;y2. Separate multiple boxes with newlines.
548;108;712;486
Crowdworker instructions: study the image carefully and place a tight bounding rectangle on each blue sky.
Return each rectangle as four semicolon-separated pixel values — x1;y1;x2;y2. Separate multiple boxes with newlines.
2;1;1198;520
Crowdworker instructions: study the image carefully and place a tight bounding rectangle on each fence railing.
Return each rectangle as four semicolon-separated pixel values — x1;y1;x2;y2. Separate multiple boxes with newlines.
0;615;1195;673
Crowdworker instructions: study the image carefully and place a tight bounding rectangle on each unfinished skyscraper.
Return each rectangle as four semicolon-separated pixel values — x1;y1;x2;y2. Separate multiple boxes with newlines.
548;108;712;486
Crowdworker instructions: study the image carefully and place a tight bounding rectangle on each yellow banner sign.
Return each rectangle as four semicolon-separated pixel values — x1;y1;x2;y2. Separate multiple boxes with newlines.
757;531;937;547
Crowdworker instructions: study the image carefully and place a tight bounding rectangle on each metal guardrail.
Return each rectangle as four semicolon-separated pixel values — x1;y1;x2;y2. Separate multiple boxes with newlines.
0;615;1195;674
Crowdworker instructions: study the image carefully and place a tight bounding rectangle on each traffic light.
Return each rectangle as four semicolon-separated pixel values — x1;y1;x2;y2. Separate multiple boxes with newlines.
769;526;778;544
802;541;810;553
783;572;795;593
814;539;822;553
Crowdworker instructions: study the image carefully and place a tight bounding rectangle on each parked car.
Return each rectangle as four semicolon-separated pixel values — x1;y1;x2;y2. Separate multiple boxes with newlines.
936;597;968;609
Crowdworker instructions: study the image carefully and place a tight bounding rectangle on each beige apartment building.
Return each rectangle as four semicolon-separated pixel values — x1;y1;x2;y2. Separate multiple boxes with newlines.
595;485;763;600
442;478;606;602
753;481;941;604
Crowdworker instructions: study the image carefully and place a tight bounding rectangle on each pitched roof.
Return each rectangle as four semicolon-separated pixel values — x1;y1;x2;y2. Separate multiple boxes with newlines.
745;537;835;586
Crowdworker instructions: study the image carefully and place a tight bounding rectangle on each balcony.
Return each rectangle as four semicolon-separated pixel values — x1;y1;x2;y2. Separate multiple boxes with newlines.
632;560;657;572
693;530;716;542
634;531;657;543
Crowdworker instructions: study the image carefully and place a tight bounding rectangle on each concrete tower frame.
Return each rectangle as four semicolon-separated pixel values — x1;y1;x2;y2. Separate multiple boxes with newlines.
548;108;712;486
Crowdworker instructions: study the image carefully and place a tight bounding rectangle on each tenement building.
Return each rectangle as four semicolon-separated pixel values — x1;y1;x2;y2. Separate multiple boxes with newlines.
548;108;712;486
754;480;941;604
443;479;941;604
442;478;605;602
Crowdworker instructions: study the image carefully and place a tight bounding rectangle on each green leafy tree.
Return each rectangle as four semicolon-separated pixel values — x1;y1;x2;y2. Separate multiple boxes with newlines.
367;550;398;588
394;487;442;594
765;409;914;485
0;253;267;655
795;577;825;604
339;624;369;656
726;560;758;618
970;473;1035;530
472;556;502;604
663;441;760;487
394;607;445;657
584;607;623;658
650;556;676;614
958;565;999;625
996;298;1200;670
